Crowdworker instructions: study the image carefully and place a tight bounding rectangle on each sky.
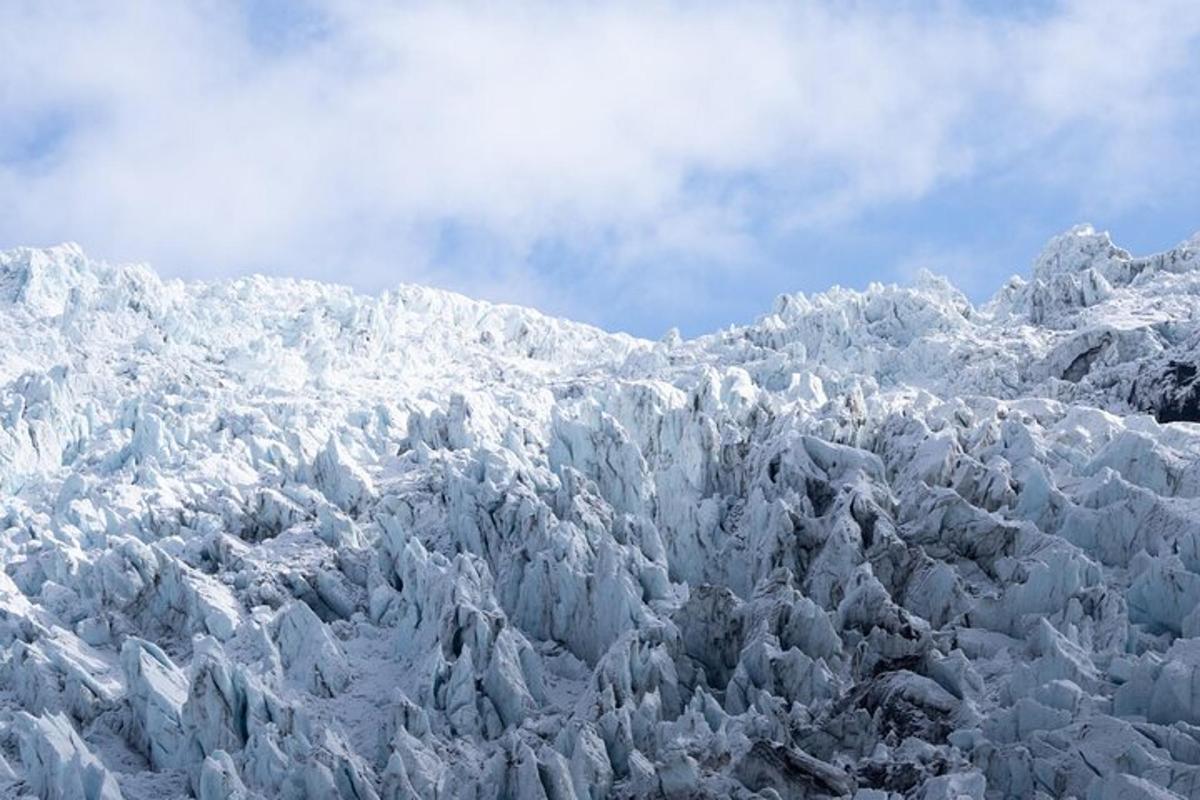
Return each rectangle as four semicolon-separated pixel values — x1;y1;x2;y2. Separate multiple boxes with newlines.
1;1;1198;338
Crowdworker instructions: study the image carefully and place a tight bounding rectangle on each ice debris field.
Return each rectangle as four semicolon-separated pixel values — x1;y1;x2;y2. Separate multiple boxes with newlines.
2;225;1200;800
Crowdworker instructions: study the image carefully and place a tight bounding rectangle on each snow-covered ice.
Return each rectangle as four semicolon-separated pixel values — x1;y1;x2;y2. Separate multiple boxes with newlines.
2;225;1200;798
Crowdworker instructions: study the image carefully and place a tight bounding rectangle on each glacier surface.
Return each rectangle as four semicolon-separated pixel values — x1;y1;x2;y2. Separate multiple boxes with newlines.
1;225;1200;799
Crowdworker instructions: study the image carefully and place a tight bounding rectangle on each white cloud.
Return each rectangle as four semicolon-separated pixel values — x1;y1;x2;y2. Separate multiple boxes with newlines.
0;0;1197;325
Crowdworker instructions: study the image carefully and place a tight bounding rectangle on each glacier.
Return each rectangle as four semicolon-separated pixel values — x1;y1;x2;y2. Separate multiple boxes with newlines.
0;225;1199;798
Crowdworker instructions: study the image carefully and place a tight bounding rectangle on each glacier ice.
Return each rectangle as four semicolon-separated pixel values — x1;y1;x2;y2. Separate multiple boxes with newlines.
1;226;1200;798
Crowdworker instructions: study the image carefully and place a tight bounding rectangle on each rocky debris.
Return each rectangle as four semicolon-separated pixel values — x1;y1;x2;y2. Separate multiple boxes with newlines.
735;741;855;798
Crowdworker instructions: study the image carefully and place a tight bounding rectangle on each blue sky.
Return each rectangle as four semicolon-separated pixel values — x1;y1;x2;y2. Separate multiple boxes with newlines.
2;1;1198;337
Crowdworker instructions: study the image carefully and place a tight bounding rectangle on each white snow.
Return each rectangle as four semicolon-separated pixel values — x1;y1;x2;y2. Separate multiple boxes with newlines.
1;225;1200;798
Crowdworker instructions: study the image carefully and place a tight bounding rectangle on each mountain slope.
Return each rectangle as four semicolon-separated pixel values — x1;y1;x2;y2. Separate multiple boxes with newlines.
1;226;1200;799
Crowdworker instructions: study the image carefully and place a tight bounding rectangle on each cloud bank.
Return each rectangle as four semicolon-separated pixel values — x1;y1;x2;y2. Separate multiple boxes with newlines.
1;1;1198;332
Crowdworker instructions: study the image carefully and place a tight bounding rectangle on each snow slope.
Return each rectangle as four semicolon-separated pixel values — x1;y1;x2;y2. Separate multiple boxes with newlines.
1;225;1200;799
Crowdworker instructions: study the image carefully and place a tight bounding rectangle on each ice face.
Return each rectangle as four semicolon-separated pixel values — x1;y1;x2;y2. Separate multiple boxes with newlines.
1;227;1200;799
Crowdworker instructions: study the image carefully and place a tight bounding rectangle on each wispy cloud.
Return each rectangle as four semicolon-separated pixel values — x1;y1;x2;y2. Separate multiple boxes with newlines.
1;1;1198;332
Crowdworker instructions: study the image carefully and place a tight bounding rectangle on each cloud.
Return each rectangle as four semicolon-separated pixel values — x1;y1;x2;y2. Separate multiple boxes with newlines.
0;0;1197;329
